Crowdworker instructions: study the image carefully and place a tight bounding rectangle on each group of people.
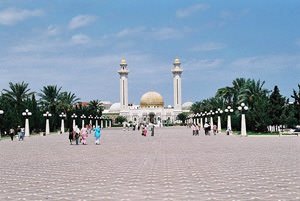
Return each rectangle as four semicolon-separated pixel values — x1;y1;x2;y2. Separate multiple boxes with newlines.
141;124;155;137
68;124;102;145
8;126;25;141
191;123;218;136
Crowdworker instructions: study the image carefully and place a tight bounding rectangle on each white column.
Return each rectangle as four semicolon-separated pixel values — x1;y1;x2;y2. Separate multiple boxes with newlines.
105;120;108;128
61;119;65;134
72;119;76;129
196;118;199;125
210;117;214;132
205;117;207;123
82;120;85;129
200;118;203;129
108;120;111;127
101;120;103;128
96;119;98;127
25;118;30;137
118;59;129;111
217;116;221;133
227;115;232;131
89;119;92;125
46;119;50;135
241;114;247;136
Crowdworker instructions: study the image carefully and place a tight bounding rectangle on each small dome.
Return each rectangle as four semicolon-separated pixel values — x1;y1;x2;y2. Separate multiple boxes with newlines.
182;102;193;110
174;58;181;65
140;91;164;108
120;58;127;65
109;102;121;112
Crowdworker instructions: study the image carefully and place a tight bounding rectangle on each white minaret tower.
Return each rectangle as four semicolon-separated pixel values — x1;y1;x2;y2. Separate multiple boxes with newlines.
172;58;183;111
118;58;129;112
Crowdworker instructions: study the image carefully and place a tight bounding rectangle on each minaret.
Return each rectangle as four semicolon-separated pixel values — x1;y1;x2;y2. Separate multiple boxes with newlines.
172;58;183;111
118;58;129;111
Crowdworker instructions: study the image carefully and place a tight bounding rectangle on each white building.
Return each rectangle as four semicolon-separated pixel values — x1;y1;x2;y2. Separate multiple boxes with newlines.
103;58;192;125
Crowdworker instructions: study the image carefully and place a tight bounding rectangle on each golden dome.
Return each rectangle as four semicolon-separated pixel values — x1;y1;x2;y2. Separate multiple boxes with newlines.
140;91;164;108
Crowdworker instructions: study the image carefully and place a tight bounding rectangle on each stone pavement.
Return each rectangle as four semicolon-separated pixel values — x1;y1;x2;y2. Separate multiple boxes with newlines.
0;127;299;201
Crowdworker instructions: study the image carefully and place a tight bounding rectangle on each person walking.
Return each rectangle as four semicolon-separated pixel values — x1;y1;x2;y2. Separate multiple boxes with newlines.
151;125;155;136
191;124;196;136
17;126;22;141
69;127;74;145
204;122;210;136
9;128;15;141
94;126;101;145
80;125;88;145
195;124;200;136
74;126;80;145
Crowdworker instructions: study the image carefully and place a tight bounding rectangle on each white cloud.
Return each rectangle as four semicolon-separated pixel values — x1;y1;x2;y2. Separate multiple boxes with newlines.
191;42;226;52
46;25;60;36
0;8;44;25
69;15;96;29
176;4;209;18
152;27;182;40
71;34;90;44
116;26;146;38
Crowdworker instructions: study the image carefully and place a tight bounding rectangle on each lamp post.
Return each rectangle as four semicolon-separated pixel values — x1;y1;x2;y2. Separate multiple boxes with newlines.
224;106;234;134
0;110;4;139
200;112;203;129
196;113;200;125
238;103;249;136
88;115;93;126
215;108;223;133
100;116;104;128
59;112;66;134
71;113;77;129
43;111;52;135
94;116;99;127
81;114;86;129
22;109;32;137
204;111;208;123
209;110;215;134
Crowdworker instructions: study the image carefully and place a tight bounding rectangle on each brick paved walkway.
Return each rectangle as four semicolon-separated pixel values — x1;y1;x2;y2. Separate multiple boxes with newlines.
0;127;299;200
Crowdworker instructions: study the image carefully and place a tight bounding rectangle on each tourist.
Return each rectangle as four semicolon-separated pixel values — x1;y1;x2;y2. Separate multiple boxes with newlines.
226;127;231;135
17;126;22;140
204;122;210;136
20;127;25;140
69;127;74;145
151;125;154;136
94;125;101;145
9;128;15;141
195;124;200;136
80;125;89;145
74;126;80;145
191;124;196;136
142;126;147;136
213;124;217;135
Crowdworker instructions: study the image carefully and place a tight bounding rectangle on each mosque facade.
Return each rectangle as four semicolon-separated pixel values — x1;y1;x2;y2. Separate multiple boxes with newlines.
102;58;193;125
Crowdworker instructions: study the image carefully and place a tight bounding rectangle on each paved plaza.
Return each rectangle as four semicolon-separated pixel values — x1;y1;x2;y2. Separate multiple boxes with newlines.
0;127;299;201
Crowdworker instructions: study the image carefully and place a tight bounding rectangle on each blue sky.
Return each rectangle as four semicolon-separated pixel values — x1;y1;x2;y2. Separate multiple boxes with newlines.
0;0;300;105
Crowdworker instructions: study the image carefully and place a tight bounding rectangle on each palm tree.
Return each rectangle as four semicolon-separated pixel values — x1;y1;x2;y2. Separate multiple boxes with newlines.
38;85;61;112
3;81;34;112
57;91;80;113
88;100;104;116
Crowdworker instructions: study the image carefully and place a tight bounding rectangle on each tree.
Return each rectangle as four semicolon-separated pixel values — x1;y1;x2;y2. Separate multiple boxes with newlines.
177;112;188;125
291;84;300;124
38;85;62;130
57;91;80;113
2;81;34;126
115;116;127;124
268;86;285;131
87;100;103;116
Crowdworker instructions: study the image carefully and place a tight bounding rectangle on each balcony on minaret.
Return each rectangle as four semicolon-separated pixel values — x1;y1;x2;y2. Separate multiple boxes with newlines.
171;58;183;74
118;58;129;75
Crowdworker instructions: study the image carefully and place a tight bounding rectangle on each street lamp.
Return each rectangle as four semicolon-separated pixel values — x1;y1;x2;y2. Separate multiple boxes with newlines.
200;112;203;129
88;115;93;126
59;112;66;134
100;116;103;128
80;114;86;129
238;103;249;136
0;110;4;139
95;116;99;127
71;113;77;129
209;110;215;134
22;109;32;137
215;108;223;133
204;111;208;123
43;111;52;135
196;113;200;125
224;106;234;134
